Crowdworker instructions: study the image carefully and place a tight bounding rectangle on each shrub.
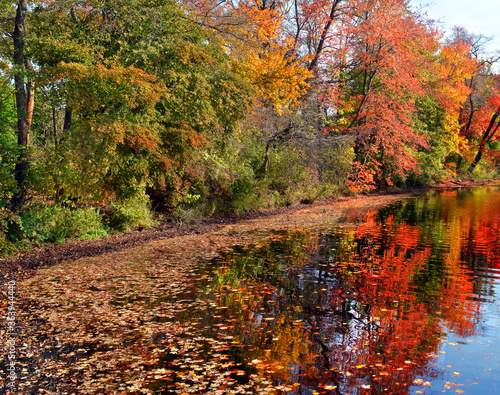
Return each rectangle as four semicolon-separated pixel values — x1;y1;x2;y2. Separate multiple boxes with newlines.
23;204;109;244
0;207;20;254
106;190;154;231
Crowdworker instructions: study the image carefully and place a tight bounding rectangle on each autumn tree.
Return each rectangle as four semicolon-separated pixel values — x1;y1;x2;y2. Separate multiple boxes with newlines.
184;0;311;113
467;77;500;172
315;0;440;190
28;0;252;206
412;37;478;183
443;27;500;173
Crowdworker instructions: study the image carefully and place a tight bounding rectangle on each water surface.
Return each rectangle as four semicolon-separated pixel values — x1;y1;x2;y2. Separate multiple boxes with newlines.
163;187;500;394
10;187;500;394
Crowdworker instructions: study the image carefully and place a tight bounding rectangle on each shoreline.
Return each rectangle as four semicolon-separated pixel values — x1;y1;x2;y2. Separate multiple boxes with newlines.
1;178;499;282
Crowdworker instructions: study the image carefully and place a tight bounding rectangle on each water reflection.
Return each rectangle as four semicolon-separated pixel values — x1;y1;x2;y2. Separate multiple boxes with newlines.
162;187;500;394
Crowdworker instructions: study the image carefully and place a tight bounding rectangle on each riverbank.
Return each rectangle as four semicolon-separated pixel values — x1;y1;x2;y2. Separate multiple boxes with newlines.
1;178;499;283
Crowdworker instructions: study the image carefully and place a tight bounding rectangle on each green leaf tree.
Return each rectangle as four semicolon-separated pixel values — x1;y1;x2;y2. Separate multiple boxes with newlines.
29;0;252;206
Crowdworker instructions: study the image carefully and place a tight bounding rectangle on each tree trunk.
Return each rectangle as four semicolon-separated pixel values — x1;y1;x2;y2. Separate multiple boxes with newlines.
26;61;35;134
52;106;58;145
55;107;73;202
468;104;500;173
468;145;484;173
11;0;30;213
256;140;272;180
460;76;475;139
63;107;72;133
255;126;293;180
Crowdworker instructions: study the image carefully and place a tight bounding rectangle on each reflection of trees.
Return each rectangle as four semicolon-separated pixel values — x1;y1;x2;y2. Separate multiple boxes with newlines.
202;188;499;393
377;188;500;300
301;215;441;393
214;191;500;393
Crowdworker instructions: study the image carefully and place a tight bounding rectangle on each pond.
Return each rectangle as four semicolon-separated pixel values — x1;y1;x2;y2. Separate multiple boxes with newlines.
5;186;500;394
162;186;500;394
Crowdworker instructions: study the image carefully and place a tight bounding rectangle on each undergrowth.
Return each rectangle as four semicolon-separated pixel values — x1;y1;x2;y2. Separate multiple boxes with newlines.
0;191;154;255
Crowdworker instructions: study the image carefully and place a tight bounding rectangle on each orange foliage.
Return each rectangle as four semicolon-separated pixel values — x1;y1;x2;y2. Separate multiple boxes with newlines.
434;41;478;112
312;0;441;189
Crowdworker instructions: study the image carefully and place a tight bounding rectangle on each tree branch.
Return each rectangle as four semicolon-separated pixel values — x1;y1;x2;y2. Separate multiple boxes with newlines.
308;0;343;71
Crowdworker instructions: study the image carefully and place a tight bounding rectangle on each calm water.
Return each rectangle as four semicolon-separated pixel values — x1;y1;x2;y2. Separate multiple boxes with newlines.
171;187;500;394
7;187;500;394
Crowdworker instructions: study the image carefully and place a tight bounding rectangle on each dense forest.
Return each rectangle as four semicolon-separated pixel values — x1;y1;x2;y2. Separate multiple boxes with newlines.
0;0;499;252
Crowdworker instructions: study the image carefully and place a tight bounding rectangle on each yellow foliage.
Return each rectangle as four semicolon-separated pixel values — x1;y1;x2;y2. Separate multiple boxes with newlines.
233;40;311;114
441;112;467;155
431;41;479;159
189;0;311;113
